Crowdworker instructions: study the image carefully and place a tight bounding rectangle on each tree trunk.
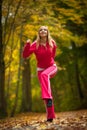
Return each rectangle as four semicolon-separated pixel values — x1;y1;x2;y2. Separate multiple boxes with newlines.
21;58;32;112
11;23;23;117
71;41;84;99
0;0;7;118
80;74;87;97
10;40;21;117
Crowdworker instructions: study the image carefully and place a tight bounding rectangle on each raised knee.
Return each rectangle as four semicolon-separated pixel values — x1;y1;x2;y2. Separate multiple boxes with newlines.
41;72;47;78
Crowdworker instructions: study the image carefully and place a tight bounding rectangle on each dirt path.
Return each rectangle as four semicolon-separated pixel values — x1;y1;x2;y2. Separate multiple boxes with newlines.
0;109;87;130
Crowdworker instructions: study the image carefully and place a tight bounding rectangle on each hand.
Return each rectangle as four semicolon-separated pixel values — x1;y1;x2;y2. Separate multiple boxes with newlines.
27;39;30;43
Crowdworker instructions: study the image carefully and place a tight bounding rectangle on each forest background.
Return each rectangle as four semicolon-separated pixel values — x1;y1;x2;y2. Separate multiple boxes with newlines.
0;0;87;118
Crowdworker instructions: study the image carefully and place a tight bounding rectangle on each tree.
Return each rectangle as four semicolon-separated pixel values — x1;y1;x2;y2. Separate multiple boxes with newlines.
0;0;22;117
21;58;32;112
0;0;7;118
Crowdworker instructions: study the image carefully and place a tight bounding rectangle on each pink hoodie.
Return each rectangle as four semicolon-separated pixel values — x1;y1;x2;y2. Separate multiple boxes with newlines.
22;40;57;68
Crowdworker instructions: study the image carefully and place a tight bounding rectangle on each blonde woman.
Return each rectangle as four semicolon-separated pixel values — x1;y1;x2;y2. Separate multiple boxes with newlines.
22;26;58;122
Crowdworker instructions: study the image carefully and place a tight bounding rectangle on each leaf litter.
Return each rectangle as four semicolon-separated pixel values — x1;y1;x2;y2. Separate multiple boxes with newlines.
0;110;87;130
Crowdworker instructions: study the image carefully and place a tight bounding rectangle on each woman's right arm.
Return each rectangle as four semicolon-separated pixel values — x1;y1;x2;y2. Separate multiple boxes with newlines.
22;40;36;58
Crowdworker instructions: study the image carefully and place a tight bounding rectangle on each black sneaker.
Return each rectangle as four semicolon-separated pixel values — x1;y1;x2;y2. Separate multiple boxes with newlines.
47;119;53;122
47;99;52;107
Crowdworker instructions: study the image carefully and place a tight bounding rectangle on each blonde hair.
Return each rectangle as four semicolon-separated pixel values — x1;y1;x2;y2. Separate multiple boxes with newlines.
36;26;53;48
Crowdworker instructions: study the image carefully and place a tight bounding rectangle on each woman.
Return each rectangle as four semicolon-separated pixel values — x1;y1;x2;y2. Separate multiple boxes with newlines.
22;26;58;122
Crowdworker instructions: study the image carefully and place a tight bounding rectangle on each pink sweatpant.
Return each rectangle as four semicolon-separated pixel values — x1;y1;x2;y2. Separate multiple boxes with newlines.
37;64;57;119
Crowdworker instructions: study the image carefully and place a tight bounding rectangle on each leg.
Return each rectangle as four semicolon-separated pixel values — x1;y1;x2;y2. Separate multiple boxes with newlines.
44;99;55;121
38;65;57;121
38;65;57;99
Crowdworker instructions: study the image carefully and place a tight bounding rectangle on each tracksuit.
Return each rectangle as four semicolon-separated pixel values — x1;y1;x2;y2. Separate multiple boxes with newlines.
22;40;57;120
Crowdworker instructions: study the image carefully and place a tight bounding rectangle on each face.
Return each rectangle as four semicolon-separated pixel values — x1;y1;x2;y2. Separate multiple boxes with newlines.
39;26;48;38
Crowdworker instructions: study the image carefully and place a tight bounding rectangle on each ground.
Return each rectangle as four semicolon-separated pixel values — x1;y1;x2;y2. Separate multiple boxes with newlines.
0;109;87;130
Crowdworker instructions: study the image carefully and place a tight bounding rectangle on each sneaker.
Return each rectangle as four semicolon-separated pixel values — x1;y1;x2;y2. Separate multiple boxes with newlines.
47;99;52;107
47;119;53;122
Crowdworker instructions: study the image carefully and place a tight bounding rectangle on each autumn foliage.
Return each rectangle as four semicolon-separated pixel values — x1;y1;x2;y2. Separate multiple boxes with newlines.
0;0;87;119
0;110;87;130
